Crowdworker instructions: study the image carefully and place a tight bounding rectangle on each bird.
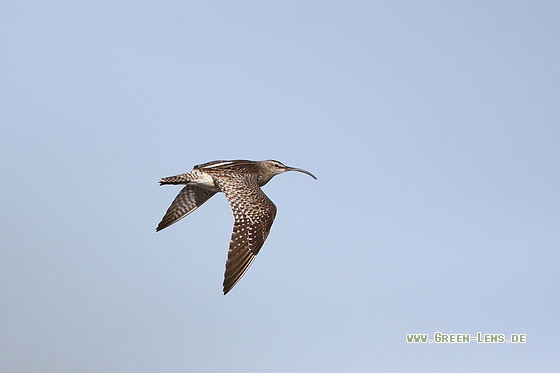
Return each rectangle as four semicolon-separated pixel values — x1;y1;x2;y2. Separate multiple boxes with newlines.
156;159;317;294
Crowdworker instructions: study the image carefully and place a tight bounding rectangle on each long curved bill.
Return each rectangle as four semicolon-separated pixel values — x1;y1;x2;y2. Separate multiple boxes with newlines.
285;166;317;180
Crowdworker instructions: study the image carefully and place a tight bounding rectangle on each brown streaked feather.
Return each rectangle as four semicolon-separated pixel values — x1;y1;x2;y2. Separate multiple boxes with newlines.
214;173;277;294
156;185;216;231
196;159;257;170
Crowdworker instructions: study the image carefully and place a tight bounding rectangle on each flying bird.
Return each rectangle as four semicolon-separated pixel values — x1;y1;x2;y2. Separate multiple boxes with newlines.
156;159;317;294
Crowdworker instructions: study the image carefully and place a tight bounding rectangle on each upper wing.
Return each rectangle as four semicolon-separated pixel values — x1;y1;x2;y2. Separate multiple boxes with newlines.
156;185;216;231
214;174;277;294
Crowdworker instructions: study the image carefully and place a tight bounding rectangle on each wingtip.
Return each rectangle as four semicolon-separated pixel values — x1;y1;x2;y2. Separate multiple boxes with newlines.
222;281;235;295
223;281;234;295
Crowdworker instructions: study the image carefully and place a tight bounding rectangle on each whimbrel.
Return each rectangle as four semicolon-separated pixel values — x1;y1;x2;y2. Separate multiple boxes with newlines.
156;160;317;294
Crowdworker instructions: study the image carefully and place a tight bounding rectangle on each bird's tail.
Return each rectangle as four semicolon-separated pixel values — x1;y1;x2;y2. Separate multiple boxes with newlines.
159;174;189;186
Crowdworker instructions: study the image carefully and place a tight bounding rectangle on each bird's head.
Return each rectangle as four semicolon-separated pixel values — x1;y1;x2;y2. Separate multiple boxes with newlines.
258;160;317;186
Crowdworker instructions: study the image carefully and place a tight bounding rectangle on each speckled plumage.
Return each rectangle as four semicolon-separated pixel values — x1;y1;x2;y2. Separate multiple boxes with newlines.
157;160;317;295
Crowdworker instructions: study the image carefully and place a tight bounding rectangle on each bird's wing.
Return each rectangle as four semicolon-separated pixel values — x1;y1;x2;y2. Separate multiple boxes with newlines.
156;185;217;231
213;174;277;295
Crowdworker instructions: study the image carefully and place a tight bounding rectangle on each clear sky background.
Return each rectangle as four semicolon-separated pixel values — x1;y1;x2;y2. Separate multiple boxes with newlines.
1;1;559;372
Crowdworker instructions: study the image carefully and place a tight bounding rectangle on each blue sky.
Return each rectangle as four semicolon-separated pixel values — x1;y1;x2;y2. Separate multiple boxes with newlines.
1;1;559;372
